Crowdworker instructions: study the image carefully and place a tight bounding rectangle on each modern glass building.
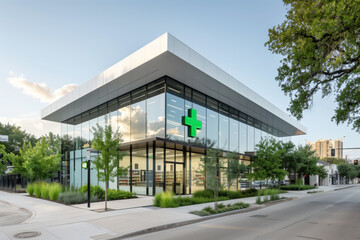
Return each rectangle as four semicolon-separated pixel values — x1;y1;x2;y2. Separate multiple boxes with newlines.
42;33;306;195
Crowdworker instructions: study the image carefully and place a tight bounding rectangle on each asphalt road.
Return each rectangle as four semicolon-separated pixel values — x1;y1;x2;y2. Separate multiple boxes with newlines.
0;199;32;226
127;186;360;240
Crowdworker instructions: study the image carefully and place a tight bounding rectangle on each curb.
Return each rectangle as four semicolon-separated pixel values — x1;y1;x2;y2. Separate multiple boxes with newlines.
333;185;354;191
108;198;296;240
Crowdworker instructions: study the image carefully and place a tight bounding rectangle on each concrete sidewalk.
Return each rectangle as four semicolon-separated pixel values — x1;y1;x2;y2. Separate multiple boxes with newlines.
0;184;354;240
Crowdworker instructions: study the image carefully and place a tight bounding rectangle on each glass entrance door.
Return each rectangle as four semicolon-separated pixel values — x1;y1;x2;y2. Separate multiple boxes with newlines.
165;162;184;194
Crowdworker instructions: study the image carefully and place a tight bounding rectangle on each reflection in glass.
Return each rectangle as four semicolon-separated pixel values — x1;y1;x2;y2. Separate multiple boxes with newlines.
131;100;146;141
155;148;164;194
191;152;205;192
219;114;229;151
119;150;131;192
239;122;247;153
132;148;147;195
118;106;131;142
81;121;90;149
207;109;219;148
147;94;165;138
166;93;184;141
248;125;255;151
255;128;261;149
230;119;239;152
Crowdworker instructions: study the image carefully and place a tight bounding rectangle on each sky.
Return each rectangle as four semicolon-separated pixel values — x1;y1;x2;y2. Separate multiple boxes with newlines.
0;0;359;159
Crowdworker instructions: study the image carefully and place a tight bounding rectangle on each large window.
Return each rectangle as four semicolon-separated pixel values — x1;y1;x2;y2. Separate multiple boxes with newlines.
230;118;239;152
219;114;229;151
147;94;165;138
166;93;185;141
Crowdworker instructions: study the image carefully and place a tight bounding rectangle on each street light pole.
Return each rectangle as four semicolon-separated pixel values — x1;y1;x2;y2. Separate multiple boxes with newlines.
87;150;91;208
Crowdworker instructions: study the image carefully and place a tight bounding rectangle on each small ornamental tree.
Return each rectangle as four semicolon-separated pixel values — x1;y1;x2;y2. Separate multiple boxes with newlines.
198;149;223;209
226;152;248;192
91;117;126;211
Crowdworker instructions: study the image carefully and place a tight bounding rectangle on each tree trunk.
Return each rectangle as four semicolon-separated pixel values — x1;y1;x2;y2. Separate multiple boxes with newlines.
298;173;300;191
105;181;108;211
278;178;280;190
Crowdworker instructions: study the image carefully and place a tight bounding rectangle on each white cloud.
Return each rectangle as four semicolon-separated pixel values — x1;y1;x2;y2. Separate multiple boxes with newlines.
8;73;78;103
0;116;60;138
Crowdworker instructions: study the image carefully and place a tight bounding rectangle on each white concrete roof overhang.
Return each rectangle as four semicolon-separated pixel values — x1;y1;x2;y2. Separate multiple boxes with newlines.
41;33;306;136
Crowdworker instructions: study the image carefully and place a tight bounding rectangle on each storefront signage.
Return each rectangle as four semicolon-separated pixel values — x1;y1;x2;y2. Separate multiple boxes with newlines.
182;108;202;138
0;135;8;142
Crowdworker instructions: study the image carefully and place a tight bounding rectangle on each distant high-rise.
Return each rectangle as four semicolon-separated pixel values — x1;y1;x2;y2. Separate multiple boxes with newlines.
307;138;344;159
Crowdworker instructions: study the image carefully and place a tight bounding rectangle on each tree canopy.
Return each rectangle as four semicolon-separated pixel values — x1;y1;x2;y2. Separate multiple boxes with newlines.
266;0;360;131
250;138;288;184
0;122;37;153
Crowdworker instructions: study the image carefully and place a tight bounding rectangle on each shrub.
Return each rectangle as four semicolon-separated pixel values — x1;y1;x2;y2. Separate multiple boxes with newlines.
193;189;214;198
41;183;50;199
263;195;269;202
154;192;178;208
58;191;98;204
256;196;262;204
26;183;35;196
107;189;136;200
191;202;250;216
33;182;44;198
280;184;315;191
79;185;105;199
49;183;62;201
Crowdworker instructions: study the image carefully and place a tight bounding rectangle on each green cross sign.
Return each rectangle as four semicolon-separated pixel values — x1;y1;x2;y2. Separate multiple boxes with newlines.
182;108;202;138
81;161;89;169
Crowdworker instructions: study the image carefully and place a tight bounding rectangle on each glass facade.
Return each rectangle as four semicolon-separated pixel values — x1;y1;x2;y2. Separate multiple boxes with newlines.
61;76;291;195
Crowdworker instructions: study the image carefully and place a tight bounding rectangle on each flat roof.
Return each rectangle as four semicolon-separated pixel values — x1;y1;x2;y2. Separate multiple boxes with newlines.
41;33;306;136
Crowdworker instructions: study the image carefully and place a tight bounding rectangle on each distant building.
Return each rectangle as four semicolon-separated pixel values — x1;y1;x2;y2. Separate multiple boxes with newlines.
307;138;343;159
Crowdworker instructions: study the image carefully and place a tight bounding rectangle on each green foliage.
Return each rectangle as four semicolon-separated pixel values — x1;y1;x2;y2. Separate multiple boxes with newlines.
191;202;249;216
338;163;359;179
41;184;50;199
79;185;105;199
33;182;43;198
266;0;360;131
193;189;259;200
257;189;285;196
317;165;328;179
106;189;136;200
154;192;176;208
58;191;98;205
322;158;346;165
193;189;214;198
256;196;262;204
49;183;62;201
280;184;315;191
0;145;7;175
26;183;35;196
0;122;37;154
249;138;288;183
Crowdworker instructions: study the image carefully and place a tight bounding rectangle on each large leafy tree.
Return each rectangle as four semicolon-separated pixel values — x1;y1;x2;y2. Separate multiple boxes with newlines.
23;137;61;181
266;0;360;131
0;122;37;153
250;138;288;189
91;117;126;211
